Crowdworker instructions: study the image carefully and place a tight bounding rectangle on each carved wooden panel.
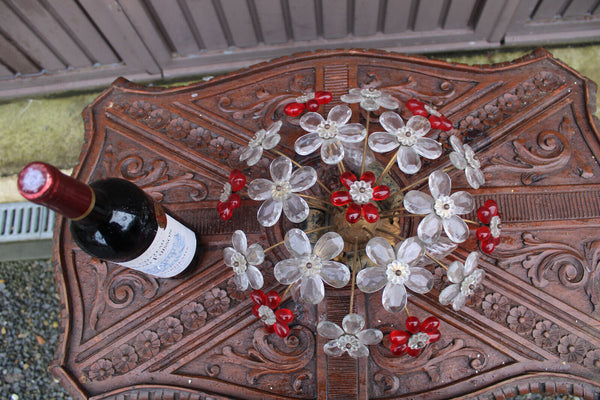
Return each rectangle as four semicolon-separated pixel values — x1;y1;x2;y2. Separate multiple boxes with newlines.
50;49;600;399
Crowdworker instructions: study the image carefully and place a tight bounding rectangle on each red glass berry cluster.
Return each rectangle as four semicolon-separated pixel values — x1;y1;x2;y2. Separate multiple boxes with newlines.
217;170;246;220
284;91;333;117
476;199;502;254
331;171;390;224
389;316;441;357
250;290;294;338
406;99;453;131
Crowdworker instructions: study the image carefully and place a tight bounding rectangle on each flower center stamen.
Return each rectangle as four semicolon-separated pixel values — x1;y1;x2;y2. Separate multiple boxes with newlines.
386;260;411;285
434;196;455;219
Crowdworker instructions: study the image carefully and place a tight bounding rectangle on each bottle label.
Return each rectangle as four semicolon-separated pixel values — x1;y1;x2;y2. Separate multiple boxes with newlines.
119;214;197;278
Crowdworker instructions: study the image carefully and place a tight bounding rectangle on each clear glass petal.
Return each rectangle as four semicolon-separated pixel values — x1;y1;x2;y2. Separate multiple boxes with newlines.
246;265;264;290
266;120;283;136
439;284;460;305
429;170;451;199
450;191;474;214
406;115;431;137
295;132;323;156
317;321;344;339
417;213;443;244
323;339;345;357
328;104;352;125
464;252;480;276
321;139;344;165
340;92;363;104
447;261;465;283
449;152;467;170
248;179;274;201
245;243;265;265
378;94;400;110
349;344;370;358
342;313;365;334
232;230;247;254
233;272;249;291
418;237;457;266
368;131;400;153
356;267;388;293
405;266;434;294
290;167;317;192
284;228;311;258
274;258;303;284
270;156;293;182
357;329;383;345
239;146;254;162
443;215;469;243
382;282;408;313
449;135;464;155
366;236;395;267
379;111;405;133
257;198;283;227
320;261;350;288
283;194;309;223
465;166;485;189
314;232;344;260
300;275;325;304
396;237;423;265
343;141;376;171
452;293;468;311
360;99;379;111
300;112;324;133
262;133;281;150
223;247;237;267
414;137;443;160
338;124;367;143
404;191;434;214
396;145;421;174
245;147;264;166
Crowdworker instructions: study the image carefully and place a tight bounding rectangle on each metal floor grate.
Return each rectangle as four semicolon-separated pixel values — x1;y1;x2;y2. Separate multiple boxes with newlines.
0;202;55;243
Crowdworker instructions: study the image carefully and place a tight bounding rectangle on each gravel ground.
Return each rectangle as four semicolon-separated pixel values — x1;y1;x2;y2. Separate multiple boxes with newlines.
0;258;584;400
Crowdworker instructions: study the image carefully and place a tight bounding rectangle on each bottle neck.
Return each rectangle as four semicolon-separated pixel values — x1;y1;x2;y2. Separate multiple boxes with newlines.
18;162;95;220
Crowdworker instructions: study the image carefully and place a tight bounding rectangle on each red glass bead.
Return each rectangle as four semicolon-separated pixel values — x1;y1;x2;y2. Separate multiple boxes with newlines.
477;205;493;224
389;330;410;345
250;290;266;306
229;193;241;209
340;171;357;189
437;115;453;131
315;91;332;104
406;99;425;113
427;330;441;343
346;203;361;224
217;201;233;220
492;236;501;246
360;171;376;186
251;304;261;318
275;308;294;324
263;324;275;334
265;291;281;309
306;99;320;112
372;185;390;201
331;191;352;206
476;226;491;242
391;342;408;356
484;199;498;216
405;316;421;334
229;170;246;192
362;203;379;223
407;347;422;357
480;240;496;254
274;322;290;338
420;316;440;332
284;102;305;117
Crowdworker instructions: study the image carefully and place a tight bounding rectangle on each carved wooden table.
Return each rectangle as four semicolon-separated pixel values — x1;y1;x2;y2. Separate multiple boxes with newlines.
51;48;600;399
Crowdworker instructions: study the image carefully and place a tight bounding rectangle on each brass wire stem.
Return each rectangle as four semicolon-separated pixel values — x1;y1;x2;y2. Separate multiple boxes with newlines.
375;148;400;186
349;239;358;314
299;194;332;210
281;282;295;301
338;161;346;174
263;225;335;253
404;306;410;318
263;241;285;253
375;227;405;242
360;113;371;176
389;165;456;200
380;212;423;219
426;252;448;270
463;219;480;225
271;149;332;195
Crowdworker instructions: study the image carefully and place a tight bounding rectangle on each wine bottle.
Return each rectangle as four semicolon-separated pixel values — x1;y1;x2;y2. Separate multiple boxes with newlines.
17;162;198;278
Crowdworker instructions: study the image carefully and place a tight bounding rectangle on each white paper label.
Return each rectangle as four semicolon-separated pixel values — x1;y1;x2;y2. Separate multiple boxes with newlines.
119;214;197;278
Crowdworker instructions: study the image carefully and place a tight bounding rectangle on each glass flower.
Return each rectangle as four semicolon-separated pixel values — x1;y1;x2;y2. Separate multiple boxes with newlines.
284;91;332;117
295;104;366;165
330;170;390;224
239;121;282;166
439;252;484;311
476;199;502;254
247;156;317;227
250;290;294;338
340;87;399;111
449;135;485;189
217;170;246;220
404;170;474;243
389;316;441;357
368;111;442;174
406;98;453;131
317;313;383;358
223;230;264;291
357;236;433;313
274;228;350;304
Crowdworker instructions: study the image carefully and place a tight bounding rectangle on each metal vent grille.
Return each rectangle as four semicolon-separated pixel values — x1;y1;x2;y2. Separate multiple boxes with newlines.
0;202;55;243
